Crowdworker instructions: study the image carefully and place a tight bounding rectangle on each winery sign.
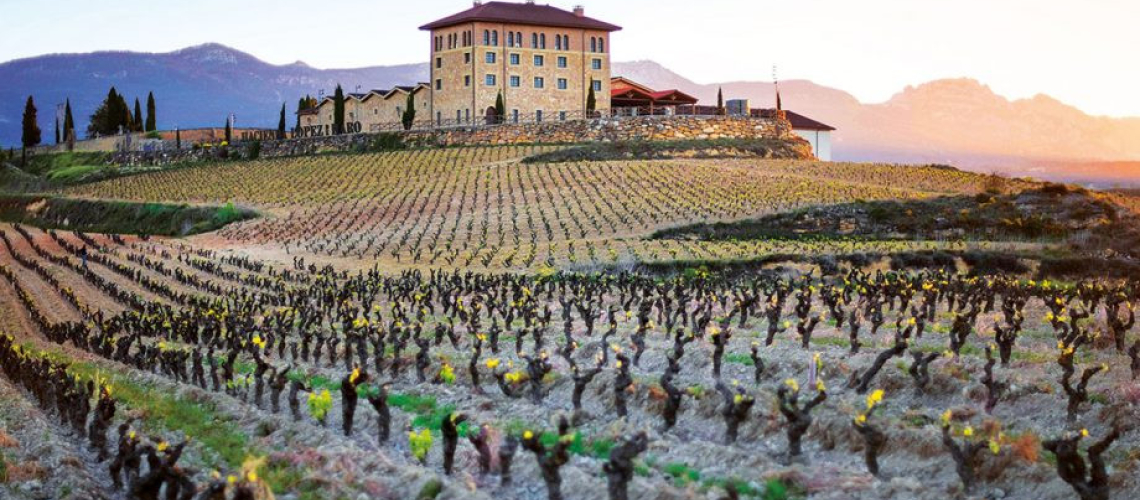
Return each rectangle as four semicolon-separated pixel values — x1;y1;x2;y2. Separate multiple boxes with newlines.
294;122;363;138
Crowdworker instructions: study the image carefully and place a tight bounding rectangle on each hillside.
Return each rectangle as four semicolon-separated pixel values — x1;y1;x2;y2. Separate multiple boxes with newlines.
59;147;1047;271
0;146;1138;500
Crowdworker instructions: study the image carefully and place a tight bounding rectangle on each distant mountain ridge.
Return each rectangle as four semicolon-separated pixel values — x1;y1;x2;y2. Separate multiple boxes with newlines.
0;44;424;145
3;44;1140;181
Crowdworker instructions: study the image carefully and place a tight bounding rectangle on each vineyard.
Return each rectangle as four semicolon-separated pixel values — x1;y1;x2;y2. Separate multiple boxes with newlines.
0;147;1134;500
61;147;1043;271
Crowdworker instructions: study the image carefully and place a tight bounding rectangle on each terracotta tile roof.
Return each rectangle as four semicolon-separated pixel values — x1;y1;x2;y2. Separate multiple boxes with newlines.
420;2;621;32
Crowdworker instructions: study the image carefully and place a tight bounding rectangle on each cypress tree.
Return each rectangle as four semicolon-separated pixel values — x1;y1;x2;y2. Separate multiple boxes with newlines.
22;96;41;148
55;116;60;144
224;116;232;143
21;96;41;166
333;84;345;135
278;103;287;139
132;98;144;132
63;99;75;145
717;87;725;116
296;97;305;129
402;92;416;130
495;91;505;124
109;87;130;134
175;128;181;149
586;85;596;116
145;92;156;132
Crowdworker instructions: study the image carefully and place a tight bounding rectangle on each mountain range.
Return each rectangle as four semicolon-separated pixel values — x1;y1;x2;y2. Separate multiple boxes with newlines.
3;43;1139;183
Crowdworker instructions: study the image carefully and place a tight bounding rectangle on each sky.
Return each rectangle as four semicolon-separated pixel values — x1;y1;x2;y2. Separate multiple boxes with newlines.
2;0;1137;117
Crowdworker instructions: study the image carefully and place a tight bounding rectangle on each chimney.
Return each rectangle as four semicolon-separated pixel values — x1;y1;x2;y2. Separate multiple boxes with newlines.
573;5;585;17
473;0;482;5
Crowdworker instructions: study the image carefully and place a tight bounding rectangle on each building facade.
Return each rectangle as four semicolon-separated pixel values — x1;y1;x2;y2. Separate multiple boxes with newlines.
298;85;432;136
420;2;620;126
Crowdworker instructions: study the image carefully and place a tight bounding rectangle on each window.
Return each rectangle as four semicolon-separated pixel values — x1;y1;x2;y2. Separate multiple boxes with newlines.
559;111;567;121
483;30;490;46
464;75;471;87
555;35;562;51
536;110;543;122
592;80;602;92
510;53;520;65
540;34;546;49
590;37;597;53
557;78;568;90
531;33;538;48
465;109;470;123
599;39;605;53
435;57;442;69
512;109;519;123
507;32;515;47
435;79;442;90
592;58;602;70
485;52;496;64
510;75;521;87
534;77;545;89
456;110;461;122
436;111;441;125
533;55;544;67
557;56;567;68
492;30;498;46
464;52;471;64
485;74;496;86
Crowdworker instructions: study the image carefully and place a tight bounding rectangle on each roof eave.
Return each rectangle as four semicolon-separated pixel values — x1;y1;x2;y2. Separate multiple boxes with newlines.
419;19;621;32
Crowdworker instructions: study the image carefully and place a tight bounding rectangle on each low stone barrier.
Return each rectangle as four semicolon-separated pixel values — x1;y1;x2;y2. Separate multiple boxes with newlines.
111;115;793;166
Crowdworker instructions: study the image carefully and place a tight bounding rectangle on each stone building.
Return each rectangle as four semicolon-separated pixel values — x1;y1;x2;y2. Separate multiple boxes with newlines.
420;1;620;126
297;84;432;135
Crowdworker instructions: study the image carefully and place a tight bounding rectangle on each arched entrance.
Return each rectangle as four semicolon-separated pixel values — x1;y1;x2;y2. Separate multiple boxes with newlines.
485;107;499;125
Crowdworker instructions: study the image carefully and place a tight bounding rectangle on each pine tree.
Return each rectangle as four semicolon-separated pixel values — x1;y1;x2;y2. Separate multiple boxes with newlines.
132;98;144;132
494;91;506;124
402;92;416;130
333;84;345;135
586;85;597;116
278;103;287;140
145;92;156;132
716;87;725;116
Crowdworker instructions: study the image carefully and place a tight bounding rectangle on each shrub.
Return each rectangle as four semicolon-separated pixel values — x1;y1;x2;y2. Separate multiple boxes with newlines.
962;252;1028;275
247;140;261;160
366;133;405;152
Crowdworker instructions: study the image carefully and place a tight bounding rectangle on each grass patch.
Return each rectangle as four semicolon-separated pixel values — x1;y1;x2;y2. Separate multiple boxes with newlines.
21;152;111;177
0;194;256;236
725;353;754;366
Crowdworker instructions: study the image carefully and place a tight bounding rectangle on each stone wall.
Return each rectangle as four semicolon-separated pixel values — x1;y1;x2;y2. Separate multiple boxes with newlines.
111;115;794;166
413;115;791;146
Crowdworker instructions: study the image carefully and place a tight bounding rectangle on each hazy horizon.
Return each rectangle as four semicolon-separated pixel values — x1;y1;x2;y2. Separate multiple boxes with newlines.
2;0;1138;118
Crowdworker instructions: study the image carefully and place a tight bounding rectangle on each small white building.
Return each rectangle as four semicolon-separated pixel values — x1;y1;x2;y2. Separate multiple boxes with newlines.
786;111;835;161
